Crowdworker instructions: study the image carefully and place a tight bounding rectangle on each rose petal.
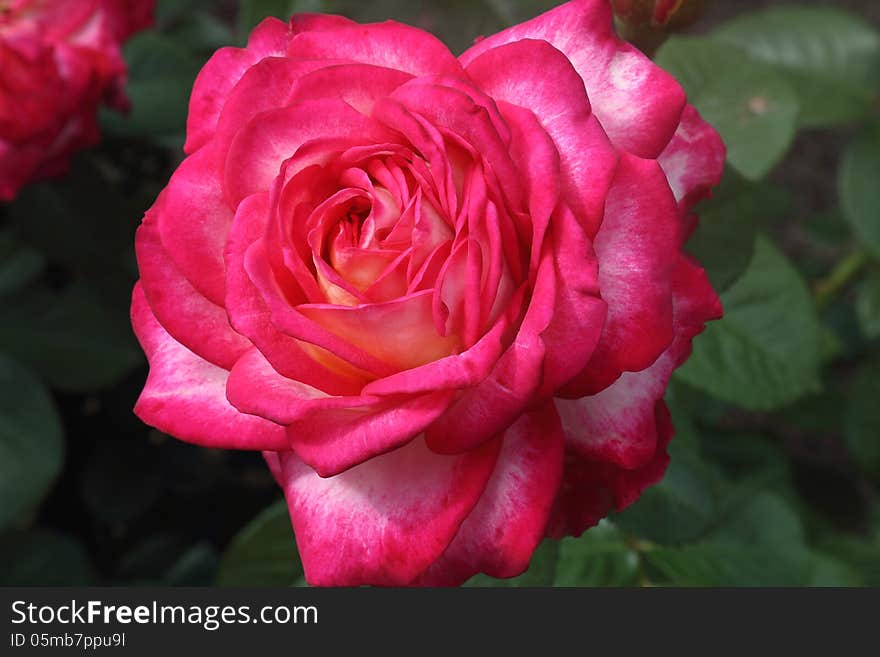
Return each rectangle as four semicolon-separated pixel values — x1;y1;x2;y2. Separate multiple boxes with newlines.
155;143;230;307
224;99;395;206
425;244;556;454
226;347;455;476
136;201;249;370
659;104;726;216
460;0;685;158
546;400;673;538
562;152;680;397
417;401;564;585
184;17;292;154
466;39;617;236
556;255;722;469
131;283;286;450
286;20;463;78
274;435;500;586
224;193;369;395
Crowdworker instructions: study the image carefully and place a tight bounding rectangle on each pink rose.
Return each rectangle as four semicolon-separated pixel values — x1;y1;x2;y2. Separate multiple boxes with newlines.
0;0;155;200
132;0;724;586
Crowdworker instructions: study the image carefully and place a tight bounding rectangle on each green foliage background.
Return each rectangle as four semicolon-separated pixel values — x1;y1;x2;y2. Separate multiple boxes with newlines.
1;0;879;587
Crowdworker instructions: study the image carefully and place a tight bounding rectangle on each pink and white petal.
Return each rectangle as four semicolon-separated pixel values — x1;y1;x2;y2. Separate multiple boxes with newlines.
467;40;617;236
224;193;368;395
211;57;347;152
557;255;722;469
561;153;680;397
425;245;556;454
276;435;500;586
287;63;413;116
659;104;726;216
131;283;286;450
546;401;673;539
226;348;455;476
223;99;395;206
184;17;292;154
460;0;685;158
496;102;559;275
539;205;606;397
155;143;231;307
417;402;564;586
286;21;463;78
285;389;456;477
389;80;524;213
136;208;250;370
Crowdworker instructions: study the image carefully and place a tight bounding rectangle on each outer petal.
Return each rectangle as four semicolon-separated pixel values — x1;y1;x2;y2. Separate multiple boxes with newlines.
555;256;721;477
547;401;673;538
226;348;455;476
417;402;565;586
466;39;617;236
184;17;292;154
275;436;500;586
155;143;230;307
136;203;250;370
131;283;287;450
286;20;464;78
561;153;680;397
659;104;726;215
460;0;685;158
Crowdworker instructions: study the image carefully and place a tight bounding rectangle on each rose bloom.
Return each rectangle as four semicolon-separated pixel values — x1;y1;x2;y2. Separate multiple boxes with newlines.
0;0;155;200
132;0;724;586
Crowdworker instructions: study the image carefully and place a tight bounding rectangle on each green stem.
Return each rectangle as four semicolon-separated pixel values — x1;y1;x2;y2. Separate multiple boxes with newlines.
814;250;870;309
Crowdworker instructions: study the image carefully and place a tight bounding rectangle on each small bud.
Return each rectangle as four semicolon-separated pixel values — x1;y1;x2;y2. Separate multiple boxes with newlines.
611;0;708;29
612;0;710;56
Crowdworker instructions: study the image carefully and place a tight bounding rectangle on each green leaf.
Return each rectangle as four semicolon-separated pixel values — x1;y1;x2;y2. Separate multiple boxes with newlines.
552;521;639;587
466;539;559;587
0;283;143;392
839;127;880;259
844;360;880;479
0;232;45;297
100;33;201;141
807;554;862;587
713;492;804;546
163;543;220;586
692;69;798;181
713;5;880;127
0;531;94;586
856;272;880;340
818;533;880;586
687;171;791;291
645;542;814;586
656;37;799;180
614;410;718;545
0;356;63;530
676;236;822;410
642;494;844;586
217;500;303;586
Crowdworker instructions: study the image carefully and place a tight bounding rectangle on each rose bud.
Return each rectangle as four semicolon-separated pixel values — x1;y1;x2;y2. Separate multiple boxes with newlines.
0;0;155;201
611;0;708;28
131;0;725;586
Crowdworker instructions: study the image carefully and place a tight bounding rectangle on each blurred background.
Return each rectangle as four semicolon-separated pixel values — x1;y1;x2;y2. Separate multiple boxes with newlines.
0;0;879;586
